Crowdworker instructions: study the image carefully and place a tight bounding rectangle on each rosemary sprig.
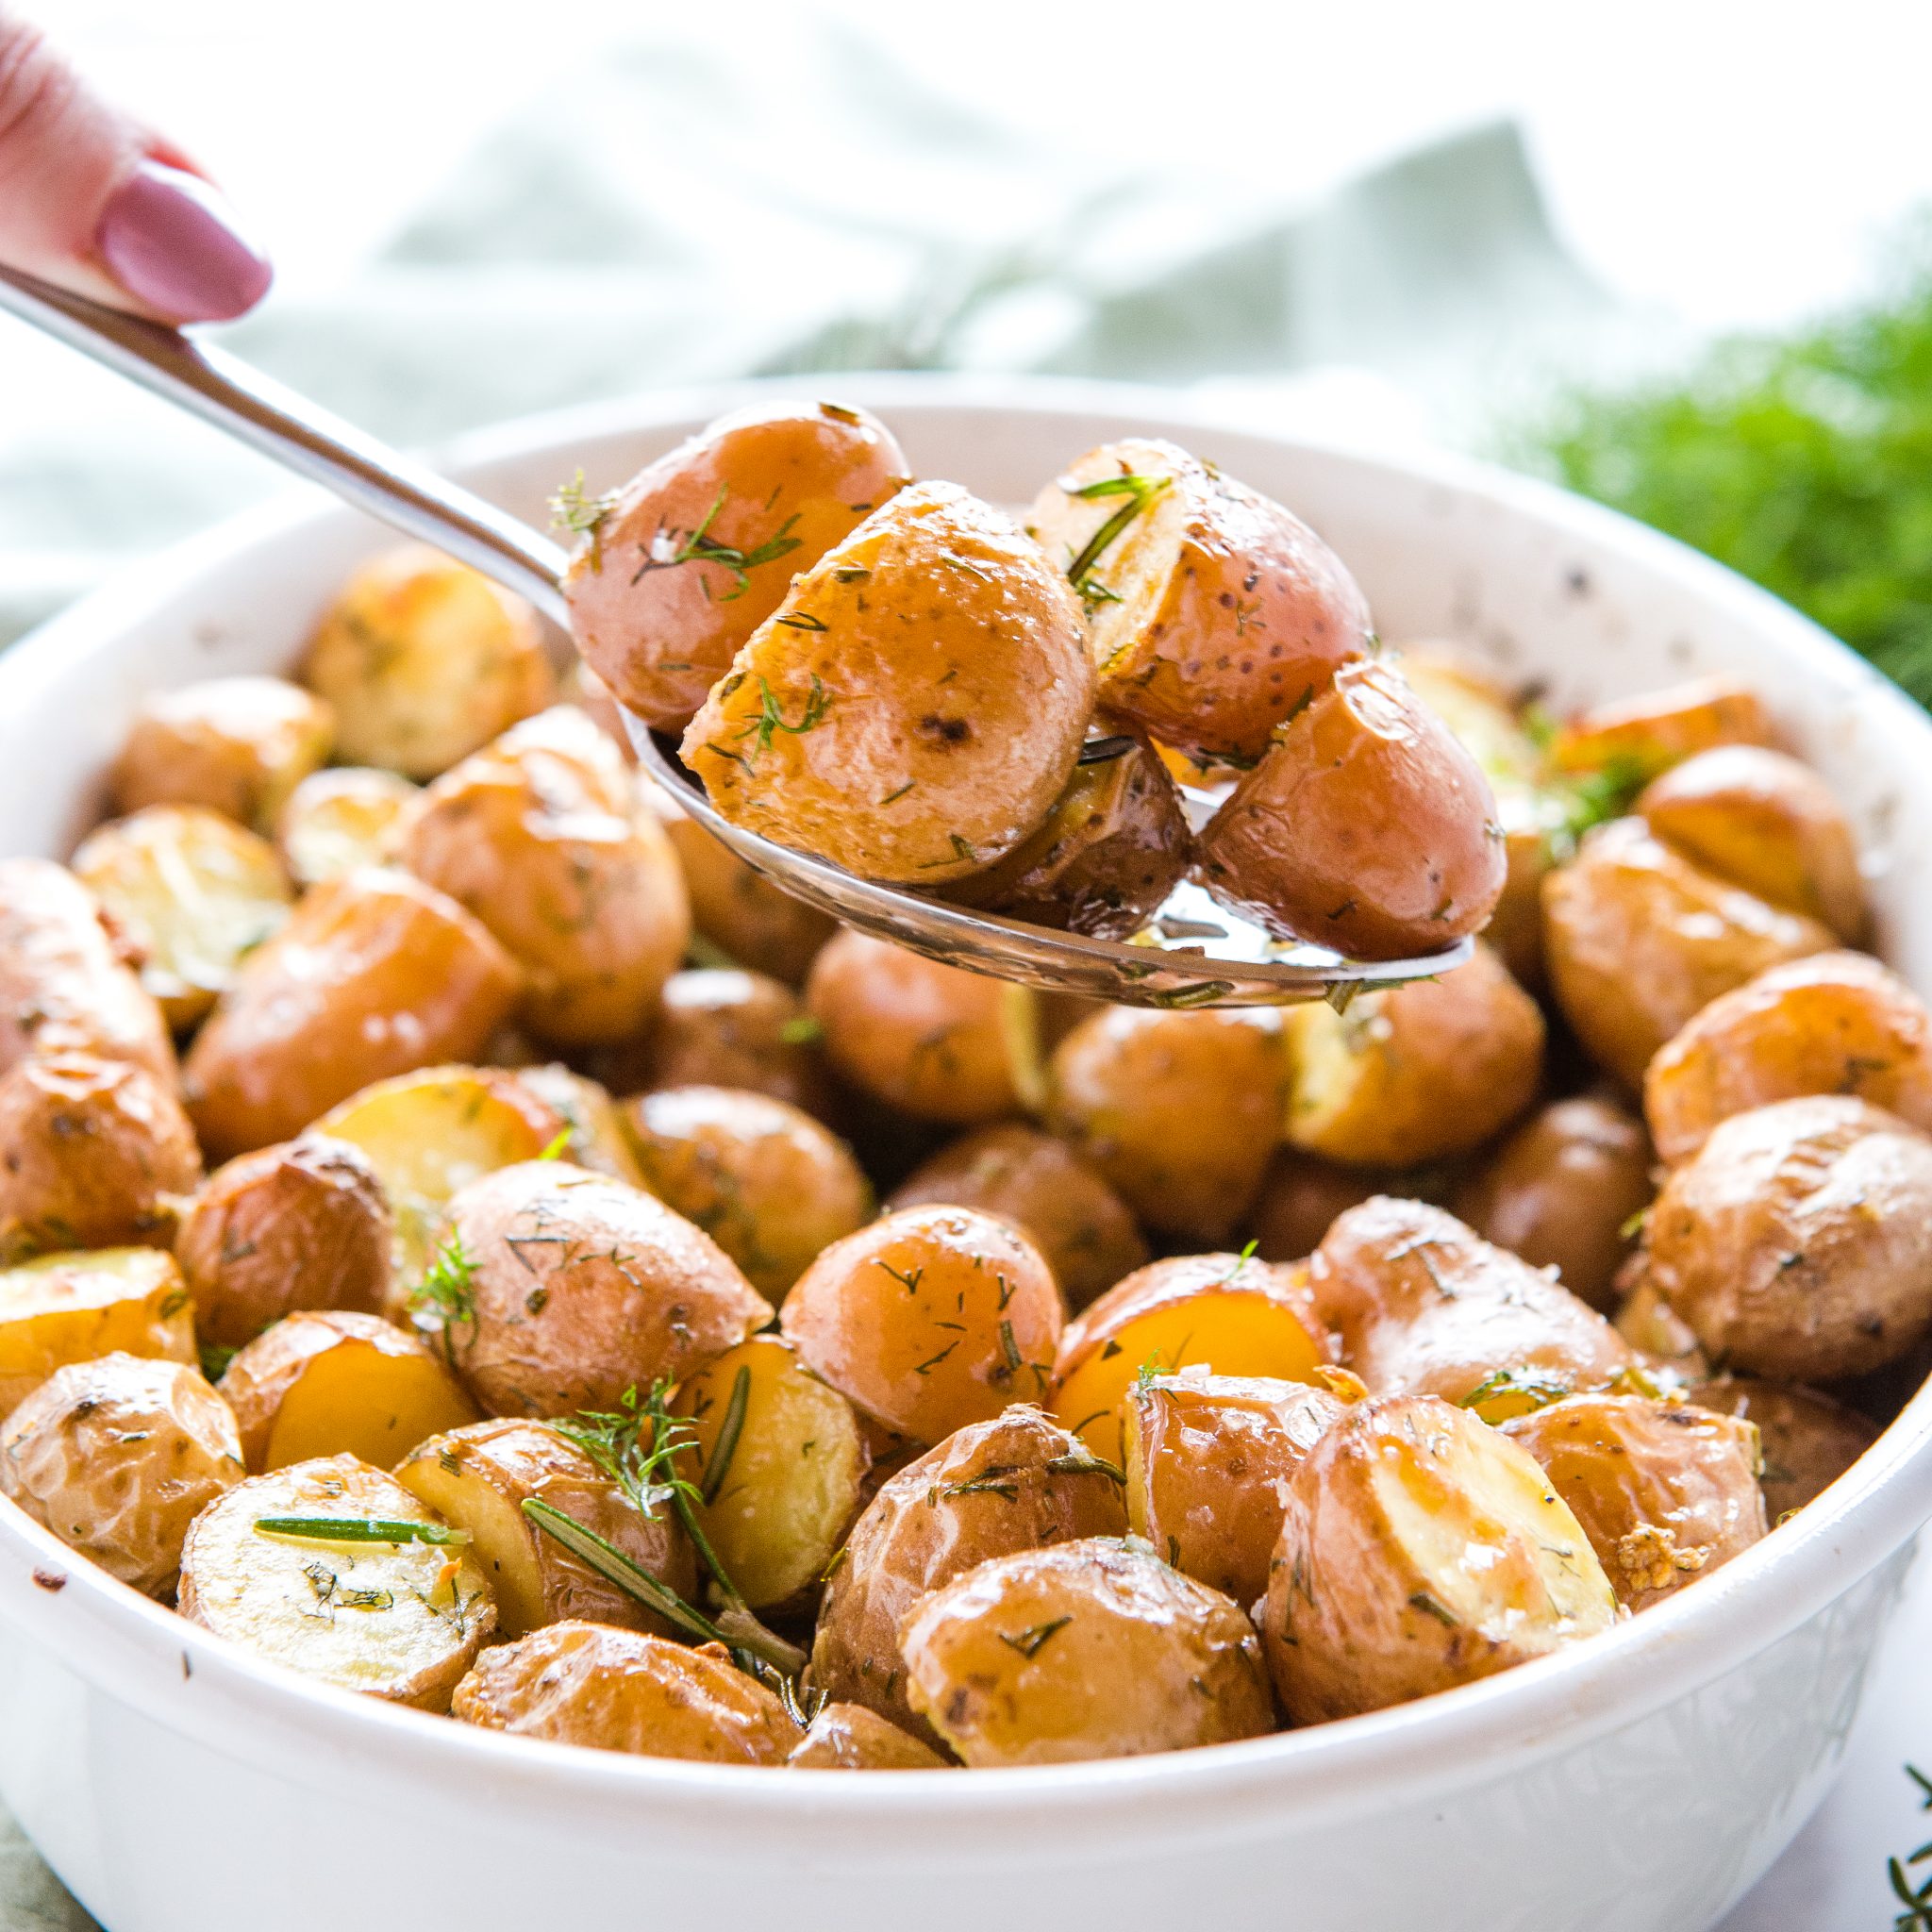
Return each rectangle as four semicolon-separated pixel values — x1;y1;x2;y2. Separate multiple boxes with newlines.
1063;472;1170;596
701;1365;753;1506
254;1517;472;1548
537;1128;573;1162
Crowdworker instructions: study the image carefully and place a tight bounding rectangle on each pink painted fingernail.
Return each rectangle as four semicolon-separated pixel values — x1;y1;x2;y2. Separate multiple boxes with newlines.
96;160;273;323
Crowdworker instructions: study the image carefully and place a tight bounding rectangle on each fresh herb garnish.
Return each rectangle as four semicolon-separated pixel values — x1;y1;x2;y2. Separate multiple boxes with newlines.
701;1365;752;1506
631;489;803;602
999;1615;1073;1658
738;675;832;762
1063;471;1171;602
254;1517;471;1548
1457;1367;1573;1416
199;1341;239;1384
777;1014;824;1046
536;1128;574;1162
1891;1765;1932;1927
408;1234;480;1368
550;470;620;569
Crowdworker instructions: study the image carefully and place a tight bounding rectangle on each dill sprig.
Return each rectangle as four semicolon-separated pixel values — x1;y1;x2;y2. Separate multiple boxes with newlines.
1892;1764;1932;1927
550;470;620;570
631;489;803;603
408;1234;480;1368
736;675;832;762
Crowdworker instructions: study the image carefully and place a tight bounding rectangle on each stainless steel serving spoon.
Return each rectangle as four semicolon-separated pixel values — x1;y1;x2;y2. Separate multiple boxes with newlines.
0;264;1471;1006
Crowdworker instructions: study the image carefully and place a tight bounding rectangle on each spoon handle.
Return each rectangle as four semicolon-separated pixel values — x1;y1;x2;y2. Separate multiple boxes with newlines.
0;265;570;626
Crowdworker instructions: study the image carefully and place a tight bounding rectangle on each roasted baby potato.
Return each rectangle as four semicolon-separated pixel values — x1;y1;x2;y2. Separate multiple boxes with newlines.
808;1406;1127;1735
1541;818;1835;1089
565;398;909;731
1688;1374;1879;1520
885;1123;1148;1310
1026;437;1372;764
221;1309;479;1471
0;1351;242;1595
1246;1149;1392;1262
681;482;1093;886
1263;1393;1616;1721
1123;1370;1347;1607
1546;675;1775;781
1454;1094;1654;1310
275;766;418;888
1613;1269;1709;1379
394;706;690;1045
1193;658;1507;959
175;1135;392;1347
453;1622;795;1761
780;1206;1061;1444
0;1247;196;1420
444;1159;769;1416
786;1702;948;1770
71;806;292;1029
395;1416;695;1637
109;675;334;830
301;545;555;780
1281;942;1543;1169
509;1063;644;1186
1643;1094;1932;1381
182;867;523;1161
656;805;837;986
1643;951;1932;1165
0;1053;201;1260
178;1454;493;1709
1310;1198;1633;1421
670;1334;868;1608
1045;1005;1283;1242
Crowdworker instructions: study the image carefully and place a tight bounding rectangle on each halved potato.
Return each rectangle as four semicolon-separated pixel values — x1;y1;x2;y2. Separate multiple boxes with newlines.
275;767;418;888
510;1063;645;1186
0;1247;196;1421
1546;675;1776;780
786;1703;949;1770
1613;1269;1708;1380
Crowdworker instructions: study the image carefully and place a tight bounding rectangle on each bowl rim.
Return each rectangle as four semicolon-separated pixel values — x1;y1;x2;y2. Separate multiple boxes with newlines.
3;369;1929;1854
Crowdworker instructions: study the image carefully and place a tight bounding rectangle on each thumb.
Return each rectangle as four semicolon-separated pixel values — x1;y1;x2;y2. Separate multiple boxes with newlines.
0;6;271;322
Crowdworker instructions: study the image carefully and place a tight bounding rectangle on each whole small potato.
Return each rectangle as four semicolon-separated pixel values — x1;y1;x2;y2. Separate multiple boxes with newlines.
509;1063;645;1186
681;482;1094;886
1541;818;1834;1090
444;1160;769;1416
453;1623;796;1762
175;1135;392;1347
623;1085;872;1305
1264;1394;1617;1722
1644;951;1932;1165
1454;1094;1654;1311
808;1406;1127;1736
780;1206;1061;1444
1688;1374;1879;1521
275;766;418;888
109;675;334;830
0;1247;197;1420
657;805;837;986
1281;942;1544;1169
1026;438;1373;763
1193;658;1507;959
1547;676;1776;783
565;398;909;731
886;1124;1148;1310
787;1703;948;1770
182;868;523;1161
301;544;556;780
0;1352;243;1596
1245;1149;1390;1261
1644;1094;1932;1381
901;1537;1274;1766
1046;1005;1283;1242
0;1054;201;1261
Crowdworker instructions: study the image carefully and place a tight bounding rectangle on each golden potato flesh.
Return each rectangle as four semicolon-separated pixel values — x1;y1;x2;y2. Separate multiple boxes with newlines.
1541;818;1834;1090
671;1334;867;1608
0;1351;242;1595
1051;1253;1332;1466
182;867;523;1162
808;1406;1127;1736
0;1054;201;1261
178;1454;493;1710
1046;1006;1283;1243
1124;1370;1346;1607
301;545;555;780
1688;1374;1878;1522
1281;943;1544;1169
886;1124;1149;1310
1265;1394;1616;1721
445;1160;768;1417
1644;1094;1932;1381
71;806;292;1029
1193;658;1507;959
222;1309;479;1471
786;1703;948;1770
564;398;909;731
508;1063;644;1186
680;481;1093;885
623;1086;872;1306
658;806;836;986
175;1135;392;1347
1643;951;1932;1166
780;1206;1061;1445
1547;676;1775;783
394;706;689;1045
275;766;418;889
901;1537;1274;1766
395;1416;694;1637
1026;438;1373;764
109;675;334;830
453;1623;794;1762
0;1248;196;1421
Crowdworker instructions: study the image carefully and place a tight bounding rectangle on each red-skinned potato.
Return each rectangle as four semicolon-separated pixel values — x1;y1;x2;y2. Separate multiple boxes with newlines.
787;1704;949;1770
1245;1148;1410;1261
1688;1374;1879;1521
1547;675;1775;781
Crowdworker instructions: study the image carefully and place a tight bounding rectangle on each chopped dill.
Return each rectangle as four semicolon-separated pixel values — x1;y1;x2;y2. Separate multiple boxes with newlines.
408;1234;480;1368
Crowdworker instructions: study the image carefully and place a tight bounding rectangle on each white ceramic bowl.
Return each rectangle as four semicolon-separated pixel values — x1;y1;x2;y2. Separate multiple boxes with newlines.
2;375;1928;1932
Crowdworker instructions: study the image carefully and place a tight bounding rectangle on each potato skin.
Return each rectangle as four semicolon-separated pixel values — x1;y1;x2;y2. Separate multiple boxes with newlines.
1643;951;1932;1165
182;867;523;1160
1548;676;1775;782
1194;658;1507;959
275;766;418;889
0;1352;243;1596
566;399;909;731
681;482;1094;885
0;1247;197;1420
657;806;836;986
786;1703;948;1770
1688;1374;1878;1521
1644;1094;1932;1381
